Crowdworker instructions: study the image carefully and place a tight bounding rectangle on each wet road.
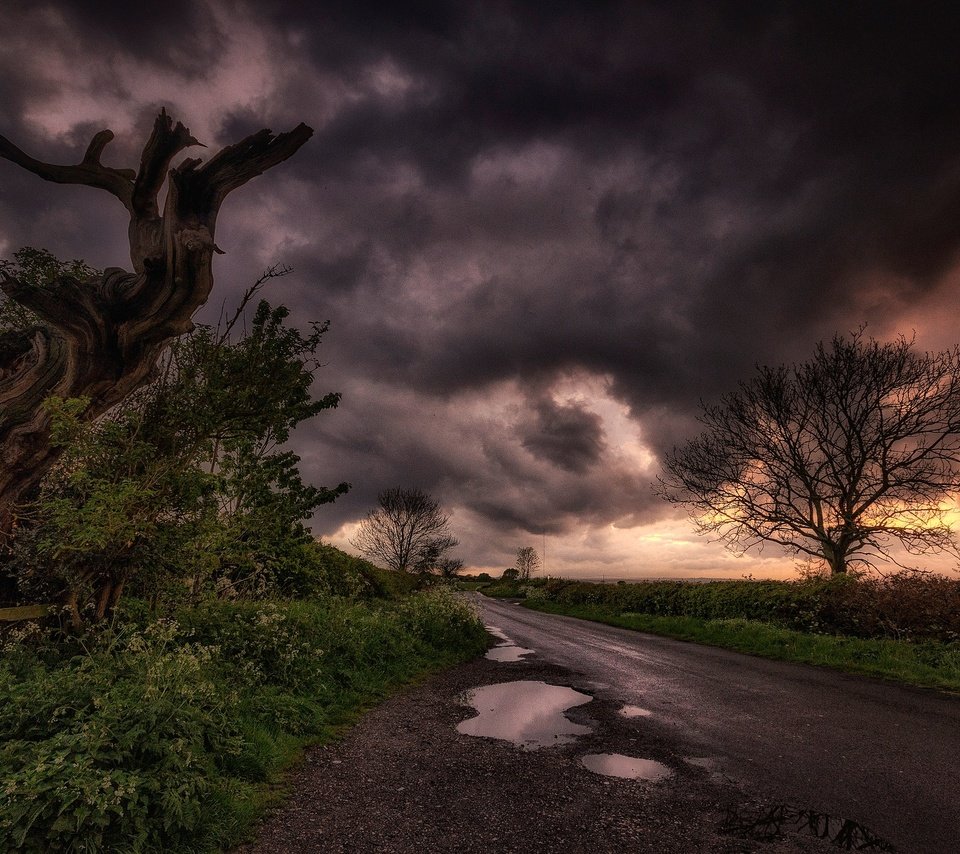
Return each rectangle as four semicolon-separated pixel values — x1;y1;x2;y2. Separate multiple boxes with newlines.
476;595;960;853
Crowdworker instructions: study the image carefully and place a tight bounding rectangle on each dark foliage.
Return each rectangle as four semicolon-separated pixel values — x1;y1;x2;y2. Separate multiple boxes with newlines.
533;573;960;643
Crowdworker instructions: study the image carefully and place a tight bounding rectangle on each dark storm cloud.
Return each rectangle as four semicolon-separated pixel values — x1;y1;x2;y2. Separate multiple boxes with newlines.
5;1;960;569
3;0;218;77
519;398;606;474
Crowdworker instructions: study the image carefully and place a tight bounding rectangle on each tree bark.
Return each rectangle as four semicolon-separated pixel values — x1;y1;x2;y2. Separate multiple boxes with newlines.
0;110;312;547
94;580;113;622
822;541;848;575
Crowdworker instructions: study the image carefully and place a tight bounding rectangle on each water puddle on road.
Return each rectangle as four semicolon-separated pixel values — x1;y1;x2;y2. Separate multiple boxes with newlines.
580;753;674;782
486;645;535;662
457;681;593;749
483;625;535;662
619;704;652;718
483;625;511;642
720;803;897;851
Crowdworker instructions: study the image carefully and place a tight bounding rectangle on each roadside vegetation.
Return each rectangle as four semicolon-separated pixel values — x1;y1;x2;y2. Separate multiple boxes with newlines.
0;250;486;852
0;559;485;852
481;574;960;691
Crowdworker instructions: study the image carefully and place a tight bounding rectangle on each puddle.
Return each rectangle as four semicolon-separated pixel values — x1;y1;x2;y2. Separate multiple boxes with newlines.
580;753;674;782
684;756;717;770
486;645;535;662
457;681;593;749
720;803;896;851
482;625;534;661
484;625;511;642
619;704;652;718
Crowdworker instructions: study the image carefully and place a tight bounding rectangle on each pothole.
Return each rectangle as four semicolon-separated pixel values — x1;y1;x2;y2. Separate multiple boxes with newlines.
484;625;511;642
486;645;535;662
619;704;652;718
580;753;674;782
720;803;897;851
483;624;535;662
457;680;593;749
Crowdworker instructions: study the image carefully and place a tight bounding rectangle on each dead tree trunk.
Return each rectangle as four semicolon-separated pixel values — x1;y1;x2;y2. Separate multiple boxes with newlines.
0;110;312;546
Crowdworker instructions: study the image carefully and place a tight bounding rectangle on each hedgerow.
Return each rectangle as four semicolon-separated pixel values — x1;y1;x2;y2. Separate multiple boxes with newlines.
530;572;960;642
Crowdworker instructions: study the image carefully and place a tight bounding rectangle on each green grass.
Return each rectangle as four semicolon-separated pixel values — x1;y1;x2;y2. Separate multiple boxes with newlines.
523;600;960;692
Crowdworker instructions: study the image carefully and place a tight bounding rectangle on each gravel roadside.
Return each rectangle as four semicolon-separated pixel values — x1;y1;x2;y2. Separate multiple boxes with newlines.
235;646;835;853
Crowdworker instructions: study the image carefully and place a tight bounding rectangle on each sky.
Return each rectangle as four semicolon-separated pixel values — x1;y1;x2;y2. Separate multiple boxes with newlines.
3;1;960;578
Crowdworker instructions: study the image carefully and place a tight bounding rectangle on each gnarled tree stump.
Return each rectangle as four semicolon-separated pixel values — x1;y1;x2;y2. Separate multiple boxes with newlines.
0;110;313;546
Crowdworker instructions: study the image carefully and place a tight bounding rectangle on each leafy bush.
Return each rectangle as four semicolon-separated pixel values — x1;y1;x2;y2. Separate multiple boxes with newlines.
7;289;349;626
0;620;239;852
479;581;525;598
278;542;427;600
395;588;488;650
0;591;485;852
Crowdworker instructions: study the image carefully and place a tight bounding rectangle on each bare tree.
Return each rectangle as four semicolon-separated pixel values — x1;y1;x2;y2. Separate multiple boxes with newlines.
515;546;541;581
658;331;960;574
436;557;465;579
351;488;458;573
0;110;312;546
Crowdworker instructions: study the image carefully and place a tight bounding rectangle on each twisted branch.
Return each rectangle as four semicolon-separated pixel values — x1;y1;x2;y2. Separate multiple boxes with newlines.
0;110;314;543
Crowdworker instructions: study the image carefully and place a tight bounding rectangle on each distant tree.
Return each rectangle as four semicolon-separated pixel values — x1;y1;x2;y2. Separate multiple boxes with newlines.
412;534;460;574
436;557;465;579
515;546;542;581
658;331;960;574
351;488;457;573
474;572;494;583
500;567;519;582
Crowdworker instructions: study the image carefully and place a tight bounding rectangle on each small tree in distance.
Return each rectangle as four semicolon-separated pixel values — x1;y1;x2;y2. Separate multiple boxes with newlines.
515;546;542;581
436;557;465;579
351;487;458;573
658;330;960;574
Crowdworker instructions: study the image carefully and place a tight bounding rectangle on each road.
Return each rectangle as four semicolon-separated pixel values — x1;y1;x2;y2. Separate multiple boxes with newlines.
476;595;960;853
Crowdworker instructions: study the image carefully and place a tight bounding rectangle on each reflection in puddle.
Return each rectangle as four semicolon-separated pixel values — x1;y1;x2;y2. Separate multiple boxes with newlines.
619;705;652;718
720;803;896;851
581;753;673;782
486;645;535;662
457;681;593;749
484;625;511;642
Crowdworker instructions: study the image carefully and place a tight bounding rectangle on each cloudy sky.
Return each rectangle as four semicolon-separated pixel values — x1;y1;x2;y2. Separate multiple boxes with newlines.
3;1;960;578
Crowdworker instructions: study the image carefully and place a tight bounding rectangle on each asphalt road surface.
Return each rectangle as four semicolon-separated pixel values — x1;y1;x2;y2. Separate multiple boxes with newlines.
476;595;960;853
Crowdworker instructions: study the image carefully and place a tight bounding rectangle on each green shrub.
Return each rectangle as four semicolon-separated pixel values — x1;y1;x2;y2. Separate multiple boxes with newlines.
0;620;240;852
395;588;488;650
0;591;485;852
480;581;525;598
292;543;427;600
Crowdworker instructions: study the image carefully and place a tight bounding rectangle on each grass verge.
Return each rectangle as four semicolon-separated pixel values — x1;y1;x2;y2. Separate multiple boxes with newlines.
523;600;960;693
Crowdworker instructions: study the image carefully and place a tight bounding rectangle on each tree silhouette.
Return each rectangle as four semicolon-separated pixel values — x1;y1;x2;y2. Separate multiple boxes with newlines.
351;488;457;573
515;546;541;581
658;331;960;574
